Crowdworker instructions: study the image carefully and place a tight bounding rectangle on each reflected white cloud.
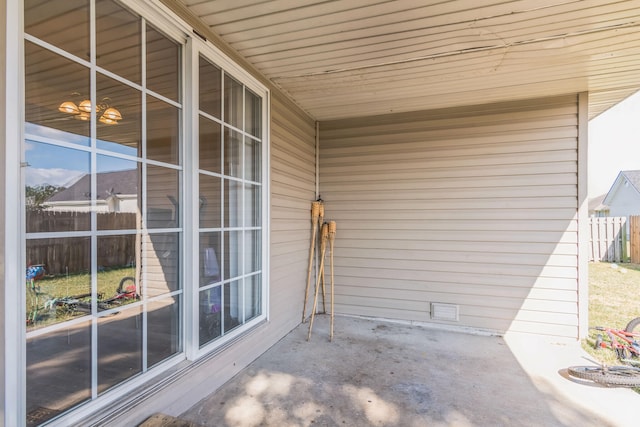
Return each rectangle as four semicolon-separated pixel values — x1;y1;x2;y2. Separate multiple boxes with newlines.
26;167;85;187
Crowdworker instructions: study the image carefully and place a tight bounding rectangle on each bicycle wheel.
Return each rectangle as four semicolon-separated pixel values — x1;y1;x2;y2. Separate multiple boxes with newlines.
117;276;136;294
625;317;640;335
568;365;640;387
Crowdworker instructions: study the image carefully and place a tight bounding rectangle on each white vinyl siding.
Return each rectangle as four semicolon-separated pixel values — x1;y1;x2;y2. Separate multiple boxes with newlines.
270;92;317;330
320;94;580;338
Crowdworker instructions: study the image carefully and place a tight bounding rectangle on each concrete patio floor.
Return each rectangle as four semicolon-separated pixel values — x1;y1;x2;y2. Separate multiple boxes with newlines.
175;315;640;427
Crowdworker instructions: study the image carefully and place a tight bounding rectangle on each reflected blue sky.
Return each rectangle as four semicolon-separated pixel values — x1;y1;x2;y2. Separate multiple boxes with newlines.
25;123;138;187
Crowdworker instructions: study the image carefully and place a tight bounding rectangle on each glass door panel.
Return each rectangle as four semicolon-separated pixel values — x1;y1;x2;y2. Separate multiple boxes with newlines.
147;296;181;368
97;306;143;394
96;0;142;85
96;73;142;155
146;24;180;102
24;0;90;60
26;237;91;329
25;41;91;140
25;142;91;233
199;56;221;119
147;96;181;165
24;2;185;423
26;321;92;420
199;117;221;174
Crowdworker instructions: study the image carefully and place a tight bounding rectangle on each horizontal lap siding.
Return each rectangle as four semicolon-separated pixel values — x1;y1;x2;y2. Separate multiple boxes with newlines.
269;93;316;332
320;95;579;338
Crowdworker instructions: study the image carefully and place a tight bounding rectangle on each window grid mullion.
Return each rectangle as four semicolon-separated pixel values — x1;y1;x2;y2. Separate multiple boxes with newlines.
89;0;99;401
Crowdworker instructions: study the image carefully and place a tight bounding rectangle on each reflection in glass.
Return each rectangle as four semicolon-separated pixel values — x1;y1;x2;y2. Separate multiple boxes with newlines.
224;75;243;129
96;155;140;230
147;24;180;103
244;230;261;274
245;89;262;138
24;0;89;60
96;73;142;156
97;235;138;312
97;0;141;85
224;180;241;228
144;232;180;298
25;142;90;233
224;231;242;280
224;128;242;178
147;95;180;165
200;232;221;287
147;164;180;229
26;237;91;330
224;280;241;333
25;41;90;139
199;287;222;346
199;117;221;174
98;306;142;394
245;137;261;183
26;321;91;426
200;174;221;229
148;296;181;368
199;55;221;118
245;274;262;322
244;184;261;227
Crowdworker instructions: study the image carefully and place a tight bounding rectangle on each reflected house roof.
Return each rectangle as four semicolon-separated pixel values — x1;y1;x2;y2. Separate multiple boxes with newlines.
603;170;640;206
619;170;640;194
588;194;608;214
47;169;138;202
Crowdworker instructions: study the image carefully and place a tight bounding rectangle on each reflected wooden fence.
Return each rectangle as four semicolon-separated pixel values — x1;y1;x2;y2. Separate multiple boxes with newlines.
589;216;627;263
26;211;136;275
631;216;640;264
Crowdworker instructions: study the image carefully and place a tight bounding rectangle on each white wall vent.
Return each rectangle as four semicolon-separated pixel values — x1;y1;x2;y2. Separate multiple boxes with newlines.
431;303;459;321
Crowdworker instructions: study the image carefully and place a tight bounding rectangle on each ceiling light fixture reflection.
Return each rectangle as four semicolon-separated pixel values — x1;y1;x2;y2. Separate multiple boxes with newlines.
58;94;123;125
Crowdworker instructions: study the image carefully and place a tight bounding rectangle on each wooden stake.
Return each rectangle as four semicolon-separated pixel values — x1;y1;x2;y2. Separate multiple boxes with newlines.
308;222;329;340
328;221;336;341
302;201;321;322
318;203;326;313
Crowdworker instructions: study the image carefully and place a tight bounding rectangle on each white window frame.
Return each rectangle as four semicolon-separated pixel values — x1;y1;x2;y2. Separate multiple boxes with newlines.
188;35;270;359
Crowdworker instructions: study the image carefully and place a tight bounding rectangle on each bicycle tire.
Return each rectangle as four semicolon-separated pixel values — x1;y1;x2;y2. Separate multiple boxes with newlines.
568;365;640;387
117;276;136;294
625;317;640;335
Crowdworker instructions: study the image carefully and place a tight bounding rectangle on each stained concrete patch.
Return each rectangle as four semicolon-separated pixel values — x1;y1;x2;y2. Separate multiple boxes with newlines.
139;413;205;427
390;382;432;414
179;316;633;427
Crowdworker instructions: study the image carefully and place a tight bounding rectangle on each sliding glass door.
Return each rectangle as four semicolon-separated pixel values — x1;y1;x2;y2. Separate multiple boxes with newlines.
21;1;267;425
24;0;184;423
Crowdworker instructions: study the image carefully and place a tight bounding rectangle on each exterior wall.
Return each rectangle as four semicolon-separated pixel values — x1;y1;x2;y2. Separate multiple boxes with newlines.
269;93;317;328
320;95;581;339
605;183;640;217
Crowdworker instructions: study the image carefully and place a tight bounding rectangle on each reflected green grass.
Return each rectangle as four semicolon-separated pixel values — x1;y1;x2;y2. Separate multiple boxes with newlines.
26;266;136;329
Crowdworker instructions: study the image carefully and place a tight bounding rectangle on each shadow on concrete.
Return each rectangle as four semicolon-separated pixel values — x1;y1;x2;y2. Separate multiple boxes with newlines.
179;316;630;427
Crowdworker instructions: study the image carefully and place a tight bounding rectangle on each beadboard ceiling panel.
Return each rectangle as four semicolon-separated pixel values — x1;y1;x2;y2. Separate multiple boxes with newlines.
175;0;640;120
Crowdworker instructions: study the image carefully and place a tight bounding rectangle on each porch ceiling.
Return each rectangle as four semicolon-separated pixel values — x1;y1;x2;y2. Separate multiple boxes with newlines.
175;0;640;121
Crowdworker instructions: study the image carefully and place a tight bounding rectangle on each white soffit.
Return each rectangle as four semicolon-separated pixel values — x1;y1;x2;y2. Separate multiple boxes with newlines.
177;0;640;121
